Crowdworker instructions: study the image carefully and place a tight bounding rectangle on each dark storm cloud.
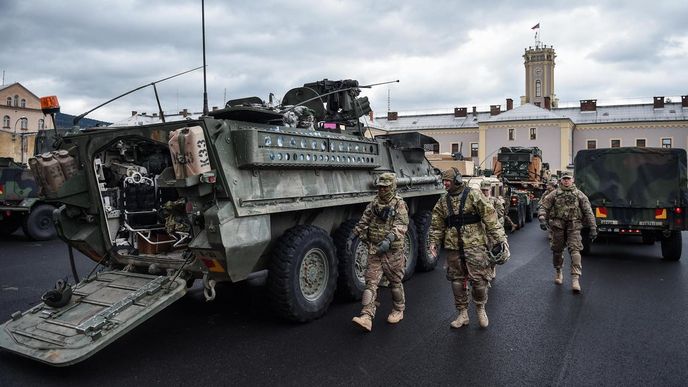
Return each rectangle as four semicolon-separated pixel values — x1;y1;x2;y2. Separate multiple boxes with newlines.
1;0;686;121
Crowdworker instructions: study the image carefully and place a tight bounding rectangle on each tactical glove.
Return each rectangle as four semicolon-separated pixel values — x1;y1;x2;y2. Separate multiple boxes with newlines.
377;238;391;253
538;216;548;231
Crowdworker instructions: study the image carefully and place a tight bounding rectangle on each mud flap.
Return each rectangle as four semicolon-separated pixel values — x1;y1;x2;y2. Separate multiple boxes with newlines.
0;271;187;366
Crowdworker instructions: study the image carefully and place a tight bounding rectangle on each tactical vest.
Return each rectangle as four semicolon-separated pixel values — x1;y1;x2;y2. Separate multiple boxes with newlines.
551;189;583;221
367;196;404;249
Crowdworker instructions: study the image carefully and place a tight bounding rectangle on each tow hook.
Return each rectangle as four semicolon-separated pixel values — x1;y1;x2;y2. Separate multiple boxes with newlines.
203;274;216;302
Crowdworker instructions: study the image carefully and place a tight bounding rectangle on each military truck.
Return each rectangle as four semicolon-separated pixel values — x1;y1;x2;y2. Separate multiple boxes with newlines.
493;146;550;225
574;147;687;260
0;79;445;366
0;157;57;240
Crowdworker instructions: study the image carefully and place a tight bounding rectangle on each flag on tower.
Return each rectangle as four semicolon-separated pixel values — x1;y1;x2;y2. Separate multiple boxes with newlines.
531;23;540;30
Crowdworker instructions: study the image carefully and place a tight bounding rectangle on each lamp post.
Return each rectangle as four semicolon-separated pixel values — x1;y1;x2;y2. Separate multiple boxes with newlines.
13;116;27;164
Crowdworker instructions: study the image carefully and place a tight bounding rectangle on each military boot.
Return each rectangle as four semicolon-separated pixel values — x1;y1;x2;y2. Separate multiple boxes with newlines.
387;310;404;324
554;269;563;285
476;305;489;328
352;315;373;332
572;275;581;293
450;309;469;328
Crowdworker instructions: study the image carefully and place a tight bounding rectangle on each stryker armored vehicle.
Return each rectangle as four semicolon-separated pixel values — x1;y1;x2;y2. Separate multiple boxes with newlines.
574;147;687;259
0;79;445;366
0;156;57;240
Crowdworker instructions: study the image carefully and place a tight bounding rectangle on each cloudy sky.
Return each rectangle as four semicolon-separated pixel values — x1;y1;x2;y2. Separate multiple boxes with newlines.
1;0;687;122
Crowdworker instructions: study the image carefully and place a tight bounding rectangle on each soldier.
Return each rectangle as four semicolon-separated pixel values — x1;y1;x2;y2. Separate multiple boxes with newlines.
481;181;514;233
351;172;409;332
538;171;596;293
429;168;509;329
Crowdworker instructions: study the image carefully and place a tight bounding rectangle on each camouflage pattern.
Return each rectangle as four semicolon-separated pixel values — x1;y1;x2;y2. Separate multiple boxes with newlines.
538;184;595;275
354;183;409;318
0;158;39;203
574;147;687;209
429;182;507;312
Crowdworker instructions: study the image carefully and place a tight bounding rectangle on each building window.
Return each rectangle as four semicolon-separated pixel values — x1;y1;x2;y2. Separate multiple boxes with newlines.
470;143;478;158
20;118;28;130
3;115;9;128
661;138;672;148
451;143;459;154
586;140;596;149
508;128;515;141
20;99;26;108
536;80;542;97
529;127;537;140
636;139;646;147
13;95;18;107
611;139;621;148
6;97;11;106
38;119;45;130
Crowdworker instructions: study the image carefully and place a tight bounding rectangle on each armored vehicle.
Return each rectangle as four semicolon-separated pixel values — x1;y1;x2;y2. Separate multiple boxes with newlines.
574;147;687;260
0;79;444;366
0;157;56;240
494;146;550;223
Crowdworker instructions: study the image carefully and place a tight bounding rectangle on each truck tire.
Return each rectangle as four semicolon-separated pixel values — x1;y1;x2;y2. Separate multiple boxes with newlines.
525;204;533;222
268;225;338;322
0;216;22;235
402;222;419;280
414;211;438;272
334;219;366;301
661;231;682;261
22;204;57;241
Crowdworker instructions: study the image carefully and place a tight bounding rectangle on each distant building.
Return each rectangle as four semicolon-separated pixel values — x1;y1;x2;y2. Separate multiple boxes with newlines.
367;44;688;174
0;82;52;163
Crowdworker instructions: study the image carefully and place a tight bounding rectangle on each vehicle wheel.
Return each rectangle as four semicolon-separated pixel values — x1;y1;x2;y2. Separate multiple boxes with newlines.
661;231;682;261
268;225;338;322
402;222;419;280
413;210;438;272
581;228;592;256
641;231;656;245
333;219;366;301
509;211;519;228
23;204;57;241
0;216;23;235
519;207;526;228
525;204;533;222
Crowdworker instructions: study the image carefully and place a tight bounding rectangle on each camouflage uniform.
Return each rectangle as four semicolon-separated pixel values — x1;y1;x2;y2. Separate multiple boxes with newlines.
500;196;517;232
538;172;596;292
430;169;507;328
352;172;409;331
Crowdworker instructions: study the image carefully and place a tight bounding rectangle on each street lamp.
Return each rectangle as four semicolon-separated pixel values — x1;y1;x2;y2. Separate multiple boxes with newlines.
13;116;27;164
13;116;27;136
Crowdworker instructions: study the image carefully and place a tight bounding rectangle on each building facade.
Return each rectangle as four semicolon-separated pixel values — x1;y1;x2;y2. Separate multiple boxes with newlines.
368;44;688;174
0;83;53;164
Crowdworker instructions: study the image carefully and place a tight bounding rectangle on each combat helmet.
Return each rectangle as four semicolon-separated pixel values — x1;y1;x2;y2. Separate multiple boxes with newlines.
480;181;491;190
440;168;462;185
376;172;396;187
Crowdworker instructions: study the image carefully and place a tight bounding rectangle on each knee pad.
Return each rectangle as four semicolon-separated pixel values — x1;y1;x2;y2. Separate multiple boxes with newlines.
362;289;374;306
391;285;405;303
451;281;465;294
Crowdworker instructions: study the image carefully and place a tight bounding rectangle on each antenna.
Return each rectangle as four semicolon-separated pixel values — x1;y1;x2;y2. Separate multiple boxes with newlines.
387;88;391;113
201;0;209;116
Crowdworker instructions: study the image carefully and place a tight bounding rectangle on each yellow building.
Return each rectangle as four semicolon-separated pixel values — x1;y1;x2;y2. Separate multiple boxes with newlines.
0;82;53;164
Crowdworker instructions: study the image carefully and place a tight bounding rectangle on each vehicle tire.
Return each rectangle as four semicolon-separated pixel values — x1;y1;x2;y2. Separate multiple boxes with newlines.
519;206;526;228
581;228;592;256
23;204;57;241
413;210;438;272
525;204;533;222
333;218;366;301
0;216;22;235
660;231;682;261
509;211;519;229
402;222;419;280
641;231;656;245
268;225;338;322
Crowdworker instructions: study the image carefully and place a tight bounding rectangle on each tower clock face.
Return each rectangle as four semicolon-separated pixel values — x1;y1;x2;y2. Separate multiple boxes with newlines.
535;66;543;75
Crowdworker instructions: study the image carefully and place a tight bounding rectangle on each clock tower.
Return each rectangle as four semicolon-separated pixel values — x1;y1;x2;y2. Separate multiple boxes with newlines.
523;44;557;108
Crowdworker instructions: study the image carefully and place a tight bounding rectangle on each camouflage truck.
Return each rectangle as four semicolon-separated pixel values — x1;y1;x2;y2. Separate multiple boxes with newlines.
0;157;57;240
574;147;687;260
0;79;445;366
493;146;550;226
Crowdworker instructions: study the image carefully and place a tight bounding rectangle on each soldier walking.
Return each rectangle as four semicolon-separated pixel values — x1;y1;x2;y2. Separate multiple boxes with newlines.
429;168;508;329
538;171;596;293
351;172;409;332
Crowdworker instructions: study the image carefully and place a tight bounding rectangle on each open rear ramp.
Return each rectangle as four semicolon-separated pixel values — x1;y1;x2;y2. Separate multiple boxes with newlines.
0;271;187;366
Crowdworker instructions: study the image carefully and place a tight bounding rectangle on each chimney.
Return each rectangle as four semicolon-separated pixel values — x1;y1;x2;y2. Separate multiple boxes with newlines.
544;96;551;110
181;108;189;117
387;111;398;121
506;98;513;111
368;111;374;121
682;95;688;108
580;99;597;112
653;96;665;109
131;111;138;116
212;106;218;111
454;107;467;117
153;113;158;117
472;106;477;116
490;105;501;116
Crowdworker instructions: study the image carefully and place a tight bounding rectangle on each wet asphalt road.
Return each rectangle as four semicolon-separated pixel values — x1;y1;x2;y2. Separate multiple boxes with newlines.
1;222;687;386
